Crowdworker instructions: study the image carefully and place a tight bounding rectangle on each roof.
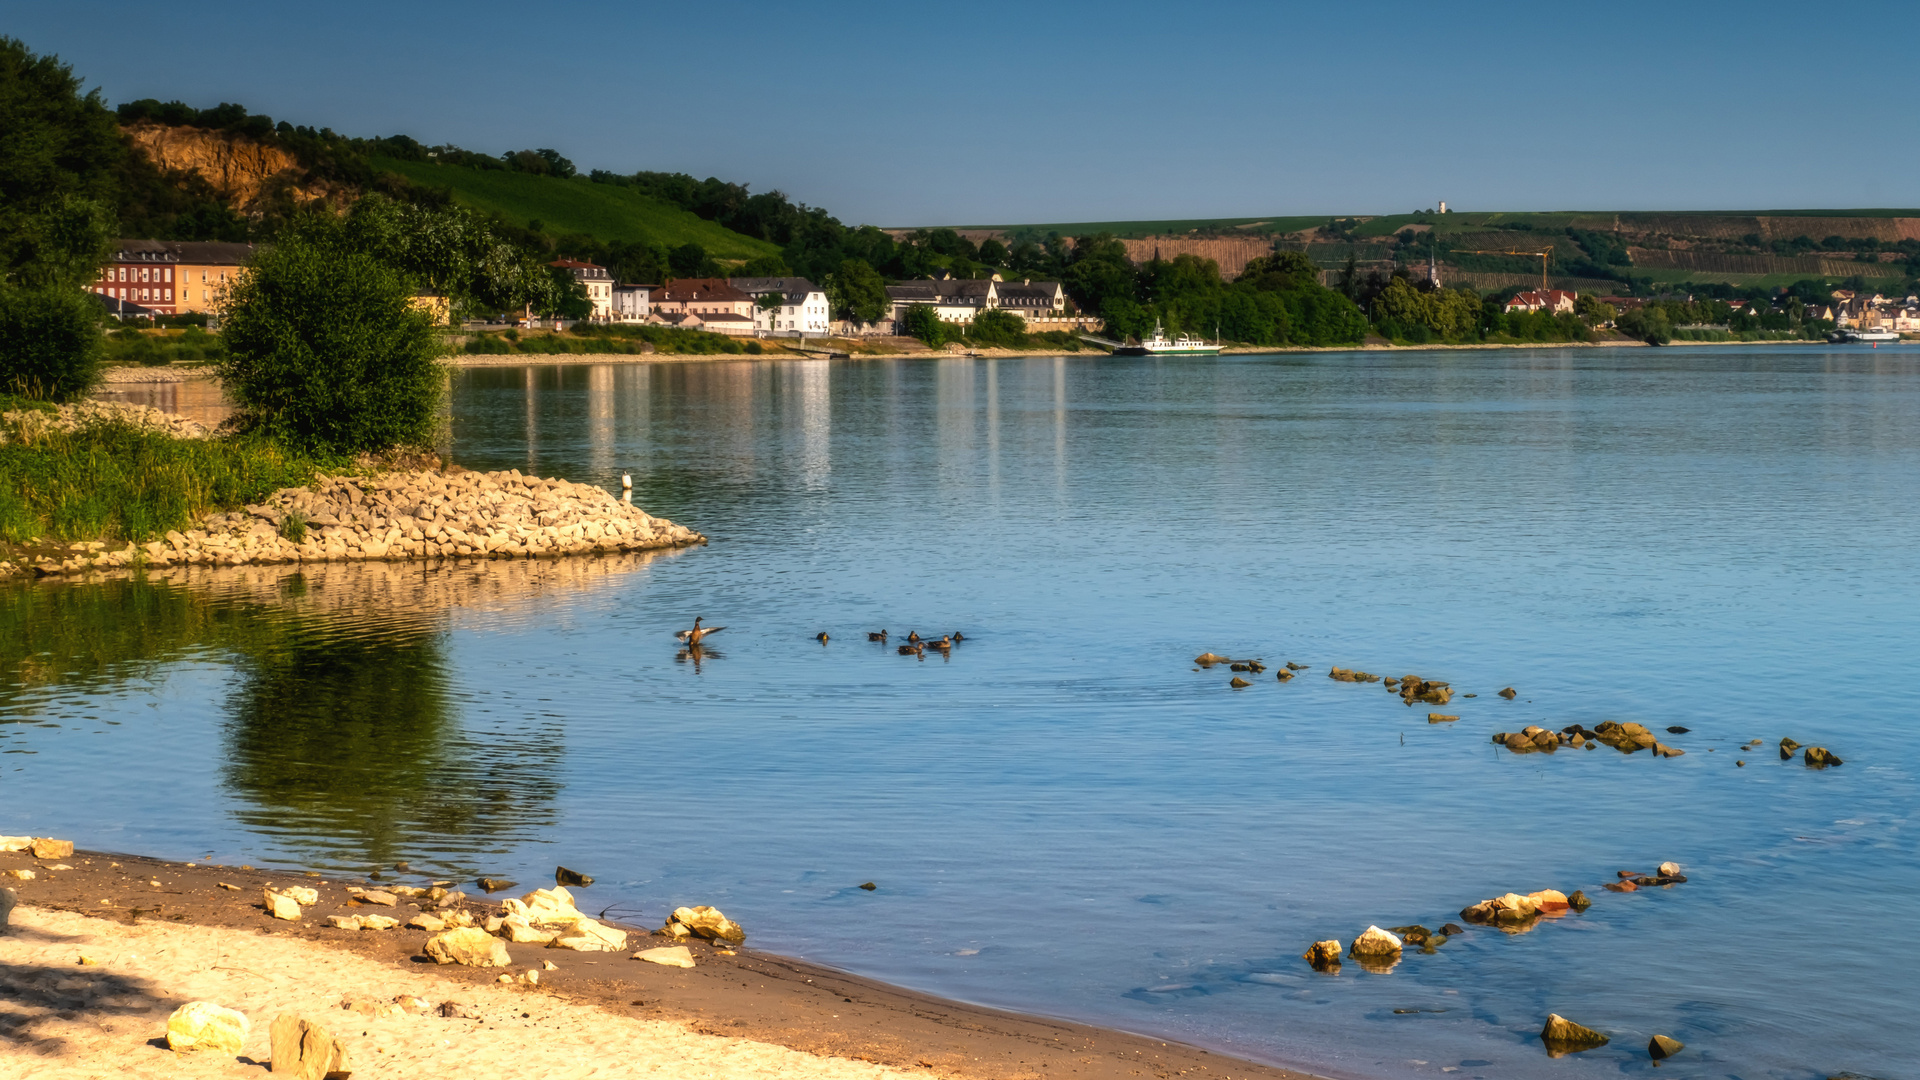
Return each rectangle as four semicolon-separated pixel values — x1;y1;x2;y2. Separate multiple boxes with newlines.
728;276;821;299
93;294;159;316
655;277;751;303
887;279;995;304
113;239;257;266
549;259;605;270
614;282;658;291
995;281;1062;301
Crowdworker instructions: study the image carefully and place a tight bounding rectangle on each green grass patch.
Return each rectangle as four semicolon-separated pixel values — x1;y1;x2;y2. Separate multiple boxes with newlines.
0;415;328;545
375;158;780;261
463;324;762;356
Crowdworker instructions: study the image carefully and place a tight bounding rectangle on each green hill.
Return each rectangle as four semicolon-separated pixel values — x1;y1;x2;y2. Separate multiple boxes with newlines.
375;158;779;261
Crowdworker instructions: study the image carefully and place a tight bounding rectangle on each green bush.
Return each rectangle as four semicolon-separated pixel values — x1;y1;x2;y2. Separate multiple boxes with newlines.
901;304;950;346
0;286;104;399
217;232;446;453
967;309;1026;347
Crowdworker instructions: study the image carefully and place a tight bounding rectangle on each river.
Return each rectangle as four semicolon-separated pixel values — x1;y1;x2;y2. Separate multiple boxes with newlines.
12;346;1919;1080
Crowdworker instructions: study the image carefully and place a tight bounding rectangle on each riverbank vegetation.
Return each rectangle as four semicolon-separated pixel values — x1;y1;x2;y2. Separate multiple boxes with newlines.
461;324;771;356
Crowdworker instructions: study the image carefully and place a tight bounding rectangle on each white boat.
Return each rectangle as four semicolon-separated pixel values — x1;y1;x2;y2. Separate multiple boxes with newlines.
1113;320;1221;356
1833;327;1900;343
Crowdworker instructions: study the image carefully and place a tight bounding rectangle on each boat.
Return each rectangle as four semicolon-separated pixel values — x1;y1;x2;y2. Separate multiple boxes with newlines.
1832;327;1900;343
1113;320;1222;356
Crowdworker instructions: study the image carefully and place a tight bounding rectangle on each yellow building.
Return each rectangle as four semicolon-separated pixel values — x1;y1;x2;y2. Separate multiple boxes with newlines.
93;240;255;316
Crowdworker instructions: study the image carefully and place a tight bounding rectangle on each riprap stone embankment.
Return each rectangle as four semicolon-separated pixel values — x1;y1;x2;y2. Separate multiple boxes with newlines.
12;469;701;577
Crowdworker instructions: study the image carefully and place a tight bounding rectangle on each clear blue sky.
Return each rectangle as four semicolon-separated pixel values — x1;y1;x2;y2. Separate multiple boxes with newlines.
9;0;1916;227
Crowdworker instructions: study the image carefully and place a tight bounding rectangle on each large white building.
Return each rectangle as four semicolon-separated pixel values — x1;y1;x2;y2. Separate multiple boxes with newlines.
612;283;653;322
729;276;832;337
884;275;1068;329
550;259;614;320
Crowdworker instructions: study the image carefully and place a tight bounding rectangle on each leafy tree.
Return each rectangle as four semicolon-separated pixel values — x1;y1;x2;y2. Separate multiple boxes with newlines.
977;238;1008;267
1574;293;1616;325
755;291;783;331
668;242;718;278
735;254;790;277
0;285;104;399
967;308;1025;346
1615;306;1672;345
217;223;446;453
900;303;950;346
825;258;889;324
543;266;591;320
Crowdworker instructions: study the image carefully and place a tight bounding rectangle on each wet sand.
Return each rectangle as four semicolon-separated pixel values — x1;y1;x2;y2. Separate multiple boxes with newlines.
0;848;1316;1080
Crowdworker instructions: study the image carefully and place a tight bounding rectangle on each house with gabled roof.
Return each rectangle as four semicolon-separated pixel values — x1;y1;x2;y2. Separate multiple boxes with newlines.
1504;289;1577;315
729;276;830;337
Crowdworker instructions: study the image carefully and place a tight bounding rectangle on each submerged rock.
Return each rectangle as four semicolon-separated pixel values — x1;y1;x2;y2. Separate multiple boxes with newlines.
1567;890;1591;911
1302;939;1343;969
1666;725;1690;734
1275;670;1294;682
1498;687;1517;699
1780;737;1801;760
1229;677;1252;689
555;866;593;887
1195;653;1230;666
1350;926;1403;955
1329;667;1382;683
858;882;878;891
1427;713;1458;723
1386;925;1431;946
1804;746;1843;767
1648;1033;1685;1060
477;877;518;893
166;1001;249;1055
1540;1013;1610;1054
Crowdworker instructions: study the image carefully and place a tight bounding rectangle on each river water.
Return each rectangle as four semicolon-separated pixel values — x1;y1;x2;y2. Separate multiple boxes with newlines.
10;347;1919;1080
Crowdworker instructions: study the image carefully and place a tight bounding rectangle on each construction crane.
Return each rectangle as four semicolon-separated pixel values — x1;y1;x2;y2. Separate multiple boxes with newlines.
1450;244;1554;292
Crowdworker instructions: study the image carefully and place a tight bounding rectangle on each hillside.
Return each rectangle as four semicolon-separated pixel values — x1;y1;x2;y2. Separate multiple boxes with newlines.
373;158;779;261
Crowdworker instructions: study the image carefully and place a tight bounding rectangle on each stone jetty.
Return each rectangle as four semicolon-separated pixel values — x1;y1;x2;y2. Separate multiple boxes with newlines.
7;468;702;578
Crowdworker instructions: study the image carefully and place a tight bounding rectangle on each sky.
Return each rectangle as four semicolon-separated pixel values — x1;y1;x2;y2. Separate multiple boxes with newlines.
9;0;1917;228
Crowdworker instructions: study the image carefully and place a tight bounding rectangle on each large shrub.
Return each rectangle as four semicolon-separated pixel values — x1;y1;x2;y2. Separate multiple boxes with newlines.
967;308;1026;346
217;233;446;453
0;285;104;399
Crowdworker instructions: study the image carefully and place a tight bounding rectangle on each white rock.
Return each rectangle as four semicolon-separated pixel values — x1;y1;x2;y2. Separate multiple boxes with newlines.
166;1001;249;1054
632;946;695;969
1350;926;1404;955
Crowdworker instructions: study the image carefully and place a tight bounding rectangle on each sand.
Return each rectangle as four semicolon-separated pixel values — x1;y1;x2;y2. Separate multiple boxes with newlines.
0;903;923;1080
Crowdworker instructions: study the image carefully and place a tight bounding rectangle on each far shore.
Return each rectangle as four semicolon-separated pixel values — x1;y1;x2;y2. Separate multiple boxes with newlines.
1;845;1313;1080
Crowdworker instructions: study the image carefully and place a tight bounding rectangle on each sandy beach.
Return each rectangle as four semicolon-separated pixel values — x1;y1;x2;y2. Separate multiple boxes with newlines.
0;848;1311;1080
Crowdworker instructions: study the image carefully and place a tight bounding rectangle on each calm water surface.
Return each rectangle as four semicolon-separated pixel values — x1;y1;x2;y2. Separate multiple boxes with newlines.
9;347;1920;1080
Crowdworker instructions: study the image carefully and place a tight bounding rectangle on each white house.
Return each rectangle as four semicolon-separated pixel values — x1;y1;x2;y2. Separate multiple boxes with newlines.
885;275;1069;331
550;259;614;320
729;276;832;337
612;283;653;322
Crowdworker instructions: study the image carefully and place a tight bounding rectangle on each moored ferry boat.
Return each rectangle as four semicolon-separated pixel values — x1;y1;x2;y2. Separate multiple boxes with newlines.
1113;320;1222;356
1831;327;1900;343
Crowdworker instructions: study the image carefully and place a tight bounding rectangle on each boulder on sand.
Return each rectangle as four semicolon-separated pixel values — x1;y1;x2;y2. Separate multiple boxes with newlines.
664;905;746;944
1540;1013;1609;1055
269;1013;350;1079
166;1001;250;1055
632;945;696;968
263;888;302;921
425;927;512;967
29;838;72;859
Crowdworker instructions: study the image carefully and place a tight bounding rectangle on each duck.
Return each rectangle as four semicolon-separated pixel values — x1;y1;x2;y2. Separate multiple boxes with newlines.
867;630;888;642
906;631;922;644
815;631;830;644
675;616;724;646
897;643;923;657
950;631;965;642
927;635;953;651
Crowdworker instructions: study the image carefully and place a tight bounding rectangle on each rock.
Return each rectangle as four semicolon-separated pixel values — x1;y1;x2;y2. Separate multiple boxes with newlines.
1229;663;1249;672
1525;889;1570;911
29;838;73;859
0;837;30;852
1805;746;1843;767
665;905;745;944
1780;737;1800;760
555;866;593;887
264;888;303;921
1329;666;1381;683
858;881;877;891
1540;1013;1609;1054
518;886;583;924
1567;890;1591;911
324;915;363;930
1439;923;1465;936
1302;940;1342;969
280;886;319;905
1648;1034;1685;1060
633;945;696;968
1387;925;1431;946
5;869;31;881
477;877;518;893
1350;925;1402;955
425;927;512;967
1665;726;1690;734
1604;881;1637;892
548;917;628;952
269;1013;349;1079
408;913;445;932
0;887;13;929
658;921;692;941
1657;862;1681;878
1275;670;1294;681
348;887;397;906
1498;687;1517;699
359;915;400;930
167;1001;250;1055
1195;653;1229;666
1428;713;1458;723
498;914;557;944
438;1000;482;1019
393;995;432;1014
1229;677;1252;689
1286;662;1307;670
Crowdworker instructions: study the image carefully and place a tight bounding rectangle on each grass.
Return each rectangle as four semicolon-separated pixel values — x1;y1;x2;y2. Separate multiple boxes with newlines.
101;327;224;367
0;406;329;545
374;158;781;261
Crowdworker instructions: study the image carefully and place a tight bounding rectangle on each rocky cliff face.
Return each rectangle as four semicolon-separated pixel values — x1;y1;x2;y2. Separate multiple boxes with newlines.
123;122;338;214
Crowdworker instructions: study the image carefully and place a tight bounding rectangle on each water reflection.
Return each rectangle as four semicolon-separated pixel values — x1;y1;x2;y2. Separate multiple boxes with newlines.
2;552;672;873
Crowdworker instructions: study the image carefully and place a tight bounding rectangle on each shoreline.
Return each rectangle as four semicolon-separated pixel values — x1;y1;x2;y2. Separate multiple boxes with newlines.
1;846;1319;1080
